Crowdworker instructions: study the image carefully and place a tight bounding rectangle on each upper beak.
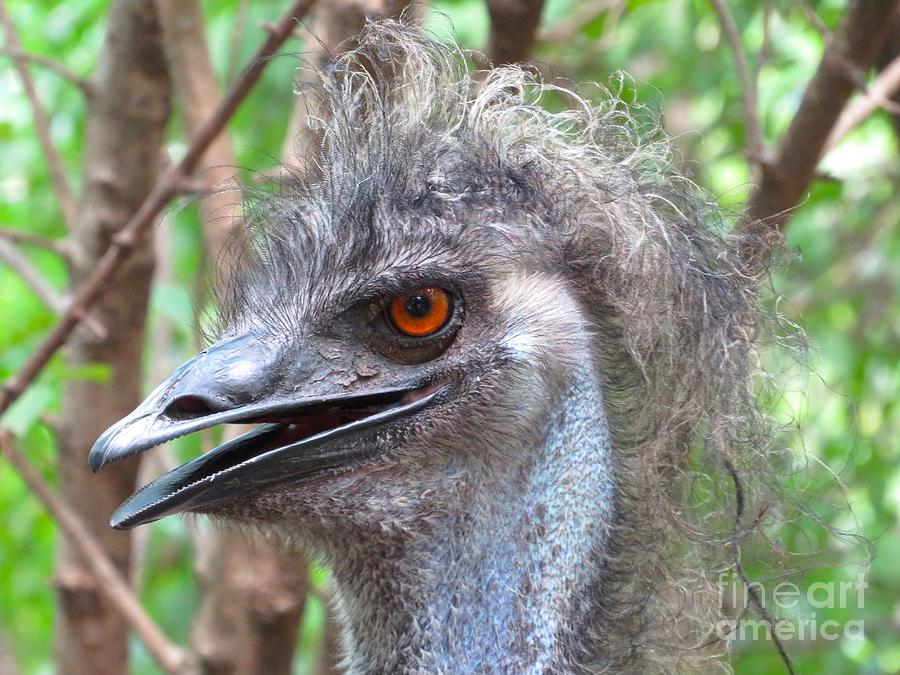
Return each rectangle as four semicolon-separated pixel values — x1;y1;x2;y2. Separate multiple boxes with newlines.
89;331;446;530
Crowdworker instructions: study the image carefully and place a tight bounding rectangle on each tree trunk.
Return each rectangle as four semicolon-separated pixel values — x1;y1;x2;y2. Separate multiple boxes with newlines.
189;528;307;675
485;0;547;65
55;2;170;674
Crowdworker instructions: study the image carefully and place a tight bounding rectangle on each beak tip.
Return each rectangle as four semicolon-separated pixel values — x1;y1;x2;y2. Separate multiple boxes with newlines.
109;513;129;530
88;434;114;473
88;453;104;473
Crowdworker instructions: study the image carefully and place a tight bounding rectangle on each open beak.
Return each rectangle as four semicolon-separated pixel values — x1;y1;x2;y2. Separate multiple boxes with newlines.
89;331;447;530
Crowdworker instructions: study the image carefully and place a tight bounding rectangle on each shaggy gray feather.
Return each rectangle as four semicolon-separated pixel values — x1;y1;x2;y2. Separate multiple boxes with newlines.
208;21;785;674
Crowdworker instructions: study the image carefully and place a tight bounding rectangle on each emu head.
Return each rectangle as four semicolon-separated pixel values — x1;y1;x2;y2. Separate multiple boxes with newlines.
91;23;766;671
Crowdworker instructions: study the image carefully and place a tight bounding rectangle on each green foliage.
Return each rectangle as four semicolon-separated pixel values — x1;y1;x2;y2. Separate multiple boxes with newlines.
1;1;897;673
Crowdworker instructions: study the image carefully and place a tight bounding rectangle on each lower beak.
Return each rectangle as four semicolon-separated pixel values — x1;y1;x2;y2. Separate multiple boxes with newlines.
88;332;447;530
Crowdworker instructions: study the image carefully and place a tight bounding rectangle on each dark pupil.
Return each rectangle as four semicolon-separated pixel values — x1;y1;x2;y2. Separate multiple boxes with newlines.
405;294;431;318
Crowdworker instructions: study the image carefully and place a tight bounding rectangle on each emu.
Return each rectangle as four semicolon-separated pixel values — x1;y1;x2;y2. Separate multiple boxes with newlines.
91;22;774;674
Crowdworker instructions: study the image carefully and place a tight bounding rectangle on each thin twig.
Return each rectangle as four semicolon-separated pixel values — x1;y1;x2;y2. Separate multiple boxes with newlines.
801;2;831;38
225;0;249;84
538;0;609;43
0;0;319;415
722;455;796;675
0;1;78;227
0;240;105;338
0;227;68;257
0;46;92;96
0;240;66;313
258;19;305;40
710;0;765;158
826;53;900;150
755;0;774;82
0;431;187;674
596;0;625;53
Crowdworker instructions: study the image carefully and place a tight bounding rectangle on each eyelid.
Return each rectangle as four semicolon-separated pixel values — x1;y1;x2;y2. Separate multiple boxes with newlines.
347;264;485;309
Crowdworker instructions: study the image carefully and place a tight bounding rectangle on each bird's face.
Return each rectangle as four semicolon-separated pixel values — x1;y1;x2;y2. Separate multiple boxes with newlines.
91;167;590;543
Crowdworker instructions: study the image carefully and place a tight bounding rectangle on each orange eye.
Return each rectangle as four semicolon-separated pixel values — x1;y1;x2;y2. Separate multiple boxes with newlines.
388;287;452;337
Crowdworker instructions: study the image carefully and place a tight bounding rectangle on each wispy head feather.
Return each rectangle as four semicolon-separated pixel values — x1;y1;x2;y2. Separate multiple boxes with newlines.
217;21;798;672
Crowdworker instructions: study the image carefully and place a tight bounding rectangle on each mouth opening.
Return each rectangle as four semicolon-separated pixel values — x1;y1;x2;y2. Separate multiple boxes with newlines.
105;379;449;529
171;388;414;479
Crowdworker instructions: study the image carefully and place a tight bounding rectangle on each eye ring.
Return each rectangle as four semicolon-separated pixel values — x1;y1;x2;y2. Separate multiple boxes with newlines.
387;287;452;337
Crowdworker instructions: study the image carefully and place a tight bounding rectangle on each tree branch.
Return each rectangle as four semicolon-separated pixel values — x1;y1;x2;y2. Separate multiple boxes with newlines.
0;227;68;257
0;1;78;228
0;0;319;416
0;46;92;96
0;432;187;674
0;240;105;338
0;240;66;313
710;0;764;159
826;53;900;150
755;0;774;82
538;0;610;43
226;0;250;84
742;0;900;271
801;2;830;38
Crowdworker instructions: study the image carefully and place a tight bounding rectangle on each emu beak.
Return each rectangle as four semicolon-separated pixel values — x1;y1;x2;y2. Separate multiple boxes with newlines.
89;331;447;530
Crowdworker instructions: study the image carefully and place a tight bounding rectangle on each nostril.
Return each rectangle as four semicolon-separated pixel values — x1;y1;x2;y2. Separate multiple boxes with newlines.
163;395;222;420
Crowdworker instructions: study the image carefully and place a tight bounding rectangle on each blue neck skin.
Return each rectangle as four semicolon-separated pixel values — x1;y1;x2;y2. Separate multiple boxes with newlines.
331;364;614;674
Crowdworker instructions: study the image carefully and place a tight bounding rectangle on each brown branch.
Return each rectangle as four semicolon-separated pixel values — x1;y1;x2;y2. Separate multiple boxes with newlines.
801;2;830;38
0;1;78;227
226;0;249;84
0;227;67;257
0;240;105;338
755;0;774;93
0;432;187;674
0;0;319;416
485;0;547;65
258;18;307;41
826;53;900;150
0;240;65;312
0;46;92;96
710;0;764;159
742;0;900;271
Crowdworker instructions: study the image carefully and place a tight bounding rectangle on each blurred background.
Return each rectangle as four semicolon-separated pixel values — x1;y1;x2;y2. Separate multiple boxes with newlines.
0;1;897;673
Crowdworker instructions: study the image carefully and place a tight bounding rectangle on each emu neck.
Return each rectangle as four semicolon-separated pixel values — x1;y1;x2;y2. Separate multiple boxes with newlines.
331;369;613;673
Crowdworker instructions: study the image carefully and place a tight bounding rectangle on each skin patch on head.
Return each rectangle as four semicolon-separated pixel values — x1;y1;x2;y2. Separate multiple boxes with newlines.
490;271;590;370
